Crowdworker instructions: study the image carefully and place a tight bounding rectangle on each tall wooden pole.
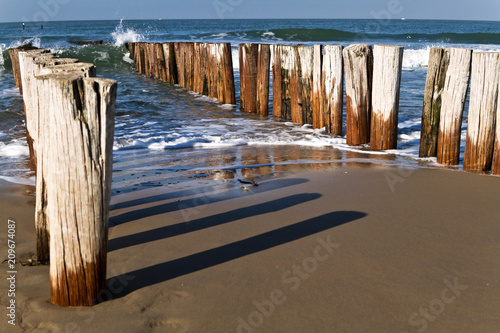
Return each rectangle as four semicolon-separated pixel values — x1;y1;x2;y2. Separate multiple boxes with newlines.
162;42;178;84
256;44;271;116
464;52;500;172
322;45;344;136
436;48;472;166
419;48;447;158
370;45;404;151
312;45;323;129
36;74;116;307
239;43;259;112
343;44;373;145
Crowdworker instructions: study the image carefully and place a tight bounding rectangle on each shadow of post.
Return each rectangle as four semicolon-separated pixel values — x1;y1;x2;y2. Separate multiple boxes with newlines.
108;210;366;300
108;193;322;252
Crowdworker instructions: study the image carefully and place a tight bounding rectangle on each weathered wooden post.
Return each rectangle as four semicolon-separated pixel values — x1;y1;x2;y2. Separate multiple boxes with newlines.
138;43;146;74
343;44;373;145
312;45;323;129
175;42;195;90
419;48;447;158
256;44;271;116
322;45;344;136
294;45;314;125
494;90;500;175
436;48;472;166
239;43;259;113
34;61;96;263
239;43;270;113
155;43;166;81
272;45;296;121
18;50;55;172
36;74;116;307
370;45;404;150
463;52;500;172
162;42;178;85
8;44;39;94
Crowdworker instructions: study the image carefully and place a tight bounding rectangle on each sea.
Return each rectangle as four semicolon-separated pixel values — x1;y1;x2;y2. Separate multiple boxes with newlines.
1;19;500;188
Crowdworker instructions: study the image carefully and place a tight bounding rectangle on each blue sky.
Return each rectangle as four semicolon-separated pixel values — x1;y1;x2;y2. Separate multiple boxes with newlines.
0;0;499;22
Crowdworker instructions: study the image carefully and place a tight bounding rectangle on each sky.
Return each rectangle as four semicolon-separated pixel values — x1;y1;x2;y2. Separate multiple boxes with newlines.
0;0;499;23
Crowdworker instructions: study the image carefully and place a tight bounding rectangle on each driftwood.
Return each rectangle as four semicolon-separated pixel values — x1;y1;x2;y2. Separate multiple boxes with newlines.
343;44;373;145
370;45;404;150
36;74;116;306
464;52;500;172
436;48;472;166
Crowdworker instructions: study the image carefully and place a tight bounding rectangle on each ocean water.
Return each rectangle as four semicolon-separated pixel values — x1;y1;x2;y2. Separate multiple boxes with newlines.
1;19;500;186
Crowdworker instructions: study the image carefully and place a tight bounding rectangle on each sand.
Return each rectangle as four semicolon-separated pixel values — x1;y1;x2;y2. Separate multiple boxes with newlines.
0;166;499;332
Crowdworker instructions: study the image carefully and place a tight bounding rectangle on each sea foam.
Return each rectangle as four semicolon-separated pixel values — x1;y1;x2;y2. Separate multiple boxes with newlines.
111;19;144;46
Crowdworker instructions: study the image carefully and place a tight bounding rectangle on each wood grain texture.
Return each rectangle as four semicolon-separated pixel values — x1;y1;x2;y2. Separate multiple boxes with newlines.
322;45;344;136
162;42;178;85
370;45;404;151
312;45;323;129
343;44;373;145
256;44;271;116
18;50;55;172
239;43;259;113
464;52;500;172
436;48;472;166
35;74;116;307
8;44;39;94
419;48;447;157
34;62;97;263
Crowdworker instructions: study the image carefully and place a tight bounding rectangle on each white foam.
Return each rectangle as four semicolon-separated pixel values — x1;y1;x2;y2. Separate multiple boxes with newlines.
0;44;4;66
403;47;430;68
8;37;41;50
111;19;145;46
0;143;29;157
232;48;239;71
0;175;35;186
398;118;421;129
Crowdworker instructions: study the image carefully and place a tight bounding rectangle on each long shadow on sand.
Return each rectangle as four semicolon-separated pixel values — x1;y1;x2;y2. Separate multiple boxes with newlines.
108;193;322;252
109;177;309;225
110;210;366;299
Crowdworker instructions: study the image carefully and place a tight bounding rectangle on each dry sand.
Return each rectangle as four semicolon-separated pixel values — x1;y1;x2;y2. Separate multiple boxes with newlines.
0;166;499;332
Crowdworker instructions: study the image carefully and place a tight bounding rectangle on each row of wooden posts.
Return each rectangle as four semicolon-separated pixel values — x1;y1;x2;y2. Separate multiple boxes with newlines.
126;42;500;175
9;46;117;307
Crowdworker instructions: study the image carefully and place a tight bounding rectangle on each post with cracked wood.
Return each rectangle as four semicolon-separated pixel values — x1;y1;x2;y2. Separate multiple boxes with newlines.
17;49;54;172
34;61;97;264
322;45;344;136
370;45;404;151
464;52;500;173
239;43;270;115
343;44;373;145
419;47;447;158
36;73;116;307
435;48;472;166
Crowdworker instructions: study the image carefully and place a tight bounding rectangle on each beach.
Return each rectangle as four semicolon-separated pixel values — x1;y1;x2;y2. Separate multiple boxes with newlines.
1;165;499;332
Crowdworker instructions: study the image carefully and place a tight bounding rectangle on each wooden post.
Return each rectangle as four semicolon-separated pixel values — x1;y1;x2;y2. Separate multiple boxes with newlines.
154;43;166;81
493;88;500;175
322;45;344;136
18;50;55;172
419;48;447;158
138;43;146;74
272;45;296;121
343;44;373;145
295;45;314;125
162;42;178;84
464;52;500;172
436;48;472;166
239;43;259;112
8;44;40;94
312;45;323;129
125;43;135;60
370;45;404;150
175;42;195;90
36;74;116;307
33;61;96;263
256;44;271;116
221;43;236;105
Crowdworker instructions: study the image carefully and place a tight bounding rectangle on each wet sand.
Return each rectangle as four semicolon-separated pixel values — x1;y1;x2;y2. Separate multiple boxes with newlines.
0;166;499;332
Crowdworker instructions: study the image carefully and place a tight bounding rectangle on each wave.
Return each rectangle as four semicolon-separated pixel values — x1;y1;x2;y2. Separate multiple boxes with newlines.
111;19;145;46
200;28;500;45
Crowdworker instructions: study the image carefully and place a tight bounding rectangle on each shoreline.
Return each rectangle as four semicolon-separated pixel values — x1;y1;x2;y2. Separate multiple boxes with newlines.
1;165;499;332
